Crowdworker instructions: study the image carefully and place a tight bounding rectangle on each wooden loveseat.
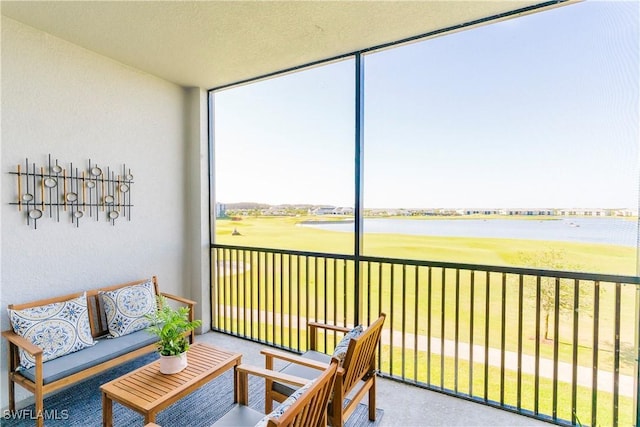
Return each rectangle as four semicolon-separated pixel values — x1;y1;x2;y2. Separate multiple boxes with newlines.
2;276;195;427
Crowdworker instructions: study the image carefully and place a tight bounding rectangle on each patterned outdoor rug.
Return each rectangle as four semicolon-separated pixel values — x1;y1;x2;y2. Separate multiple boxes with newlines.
1;353;383;426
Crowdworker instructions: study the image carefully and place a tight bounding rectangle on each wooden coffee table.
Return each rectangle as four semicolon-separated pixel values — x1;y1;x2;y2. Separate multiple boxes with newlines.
101;342;242;426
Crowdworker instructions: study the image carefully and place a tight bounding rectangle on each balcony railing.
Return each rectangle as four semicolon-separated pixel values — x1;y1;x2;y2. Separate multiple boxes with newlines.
211;243;640;426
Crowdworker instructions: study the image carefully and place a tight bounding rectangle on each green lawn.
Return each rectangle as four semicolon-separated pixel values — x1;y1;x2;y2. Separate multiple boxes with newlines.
213;215;638;424
215;215;636;275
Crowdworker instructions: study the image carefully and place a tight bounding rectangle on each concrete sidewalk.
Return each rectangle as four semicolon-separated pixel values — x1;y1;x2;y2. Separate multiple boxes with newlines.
215;306;631;397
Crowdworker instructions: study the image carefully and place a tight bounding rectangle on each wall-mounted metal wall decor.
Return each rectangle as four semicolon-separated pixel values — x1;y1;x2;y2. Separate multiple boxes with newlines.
10;155;134;229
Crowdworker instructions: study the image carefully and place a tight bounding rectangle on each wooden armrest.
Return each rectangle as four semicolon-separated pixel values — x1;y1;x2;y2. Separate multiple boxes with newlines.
236;363;311;406
307;322;351;333
160;292;196;306
2;330;43;356
307;322;351;350
260;348;328;371
237;364;310;387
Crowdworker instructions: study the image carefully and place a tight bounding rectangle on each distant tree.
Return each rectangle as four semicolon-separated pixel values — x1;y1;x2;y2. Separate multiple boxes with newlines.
517;249;590;341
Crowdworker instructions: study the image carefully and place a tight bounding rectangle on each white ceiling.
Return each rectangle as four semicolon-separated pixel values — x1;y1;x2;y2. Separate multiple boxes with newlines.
1;1;573;89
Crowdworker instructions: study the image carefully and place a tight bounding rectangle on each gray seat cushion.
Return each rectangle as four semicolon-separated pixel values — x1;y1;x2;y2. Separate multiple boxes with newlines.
19;330;158;384
213;405;264;426
272;350;331;397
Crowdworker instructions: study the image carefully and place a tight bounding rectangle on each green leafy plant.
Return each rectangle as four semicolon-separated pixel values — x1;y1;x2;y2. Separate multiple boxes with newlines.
145;295;202;356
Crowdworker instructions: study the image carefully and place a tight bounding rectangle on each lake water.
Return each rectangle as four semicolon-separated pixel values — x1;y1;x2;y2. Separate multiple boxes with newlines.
301;217;638;247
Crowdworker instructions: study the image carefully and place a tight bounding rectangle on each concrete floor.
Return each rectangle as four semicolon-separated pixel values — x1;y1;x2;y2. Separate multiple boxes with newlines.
197;331;551;427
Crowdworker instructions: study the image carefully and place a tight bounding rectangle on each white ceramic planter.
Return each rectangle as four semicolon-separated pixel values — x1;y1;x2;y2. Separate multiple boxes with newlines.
159;352;188;374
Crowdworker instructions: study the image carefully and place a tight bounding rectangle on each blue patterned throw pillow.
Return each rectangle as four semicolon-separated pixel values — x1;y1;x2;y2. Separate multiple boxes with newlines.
8;293;95;369
332;325;363;365
99;280;157;337
255;379;317;427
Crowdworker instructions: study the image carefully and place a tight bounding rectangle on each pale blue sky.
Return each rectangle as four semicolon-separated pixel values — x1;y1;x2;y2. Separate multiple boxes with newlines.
214;0;639;209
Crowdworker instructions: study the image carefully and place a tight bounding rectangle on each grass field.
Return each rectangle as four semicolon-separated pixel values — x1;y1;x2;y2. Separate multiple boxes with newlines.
215;215;636;275
213;215;638;424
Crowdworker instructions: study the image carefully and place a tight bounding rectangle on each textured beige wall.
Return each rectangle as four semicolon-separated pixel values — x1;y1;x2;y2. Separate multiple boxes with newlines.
0;16;209;409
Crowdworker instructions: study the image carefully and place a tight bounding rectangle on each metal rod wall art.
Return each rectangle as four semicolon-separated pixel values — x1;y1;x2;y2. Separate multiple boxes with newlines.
10;155;134;229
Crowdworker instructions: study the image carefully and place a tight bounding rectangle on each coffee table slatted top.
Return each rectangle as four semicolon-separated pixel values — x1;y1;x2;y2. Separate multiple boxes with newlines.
101;342;242;423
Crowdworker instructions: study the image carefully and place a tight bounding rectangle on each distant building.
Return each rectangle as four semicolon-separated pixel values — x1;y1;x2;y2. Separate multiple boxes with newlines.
310;206;337;215
464;209;501;215
215;203;226;218
333;207;354;215
506;209;553;216
611;208;637;217
556;208;608;217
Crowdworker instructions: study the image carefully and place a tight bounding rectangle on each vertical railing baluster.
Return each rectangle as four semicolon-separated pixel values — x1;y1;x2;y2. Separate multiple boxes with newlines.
441;267;446;390
228;248;234;333
266;251;271;343
272;252;276;344
390;263;395;377
469;270;475;398
228;248;233;332
500;272;506;405
323;257;328;352
571;278;579;425
614;282;621;426
535;275;541;415
219;248;224;331
553;277;560;421
237;249;241;334
427;266;432;386
402;263;407;380
236;249;241;334
278;253;283;346
314;257;319;324
414;266;420;383
592;280;600;427
455;268;460;393
297;255;302;351
213;248;219;330
262;252;267;342
258;251;263;342
212;248;218;330
232;248;238;333
241;250;246;337
343;259;348;327
223;248;228;332
636;281;640;427
517;274;523;411
367;260;372;326
236;249;241;335
287;254;292;348
484;271;490;401
378;262;383;367
219;248;225;331
249;250;254;339
332;258;339;348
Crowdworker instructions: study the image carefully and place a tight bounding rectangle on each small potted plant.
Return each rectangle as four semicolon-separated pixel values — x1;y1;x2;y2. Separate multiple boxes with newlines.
145;295;202;374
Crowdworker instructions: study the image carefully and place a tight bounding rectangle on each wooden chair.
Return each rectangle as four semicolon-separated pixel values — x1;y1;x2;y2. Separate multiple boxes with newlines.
262;313;386;427
213;358;340;427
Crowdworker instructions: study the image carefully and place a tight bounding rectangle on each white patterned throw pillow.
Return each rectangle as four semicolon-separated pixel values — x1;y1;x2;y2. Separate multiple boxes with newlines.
332;325;363;365
8;293;96;369
100;280;157;337
254;379;317;427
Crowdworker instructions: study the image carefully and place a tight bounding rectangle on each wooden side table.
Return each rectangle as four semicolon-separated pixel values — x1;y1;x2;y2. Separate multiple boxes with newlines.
101;342;242;426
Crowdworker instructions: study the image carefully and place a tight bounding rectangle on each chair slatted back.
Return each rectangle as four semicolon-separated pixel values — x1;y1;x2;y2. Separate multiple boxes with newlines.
341;314;386;395
269;358;340;427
